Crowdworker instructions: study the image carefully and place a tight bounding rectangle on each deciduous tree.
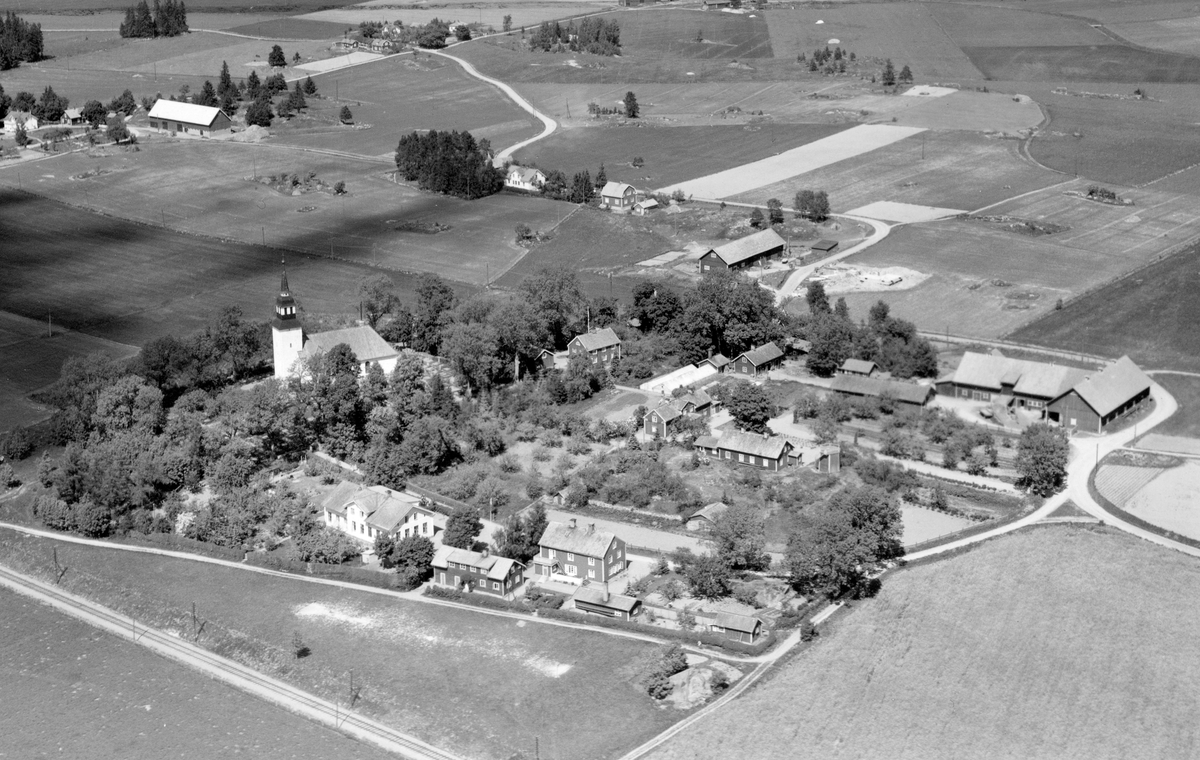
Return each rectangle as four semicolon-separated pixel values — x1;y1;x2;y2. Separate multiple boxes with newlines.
1015;422;1069;496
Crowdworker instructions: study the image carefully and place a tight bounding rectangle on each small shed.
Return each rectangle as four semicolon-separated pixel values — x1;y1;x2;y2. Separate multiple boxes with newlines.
710;612;763;643
703;353;731;373
536;348;556;370
633;198;659;215
811;239;839;253
685;502;728;532
838;358;877;377
572;585;641;620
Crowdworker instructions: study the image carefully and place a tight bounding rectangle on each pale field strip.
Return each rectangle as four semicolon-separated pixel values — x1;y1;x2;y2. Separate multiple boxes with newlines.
1094;464;1166;508
659;124;926;198
1123;461;1200;541
846;201;965;224
295;51;385;72
902;85;958;98
298;4;604;27
899;505;972;547
1136;433;1200;456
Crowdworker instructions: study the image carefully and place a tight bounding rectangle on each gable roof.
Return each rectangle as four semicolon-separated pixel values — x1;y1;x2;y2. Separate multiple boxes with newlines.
321;483;435;534
950;351;1088;400
707;228;786;267
699;431;791;459
704;353;730;369
829;375;934;406
570;327;621;352
737;341;784;367
600;181;634;197
649;402;683;423
538;520;619;557
303;325;399;364
1066;355;1151;417
688;502;728;523
675;388;713;410
508;166;544;183
431;545;520;580
572;585;640;612
635;198;658;210
63;108;83;120
147;99;227;127
840;358;877;374
714;611;762;633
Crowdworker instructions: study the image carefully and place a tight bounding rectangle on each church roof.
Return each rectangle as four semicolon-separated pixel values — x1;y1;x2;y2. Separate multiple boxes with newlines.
303;325;399;364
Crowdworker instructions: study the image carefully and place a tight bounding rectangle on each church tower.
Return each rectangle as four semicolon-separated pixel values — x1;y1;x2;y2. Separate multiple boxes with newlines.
272;272;304;379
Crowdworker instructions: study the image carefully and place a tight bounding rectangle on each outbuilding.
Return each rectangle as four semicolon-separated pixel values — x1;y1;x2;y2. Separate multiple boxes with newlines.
685;502;728;532
811;239;839;254
571;585;641;620
148;99;233;137
710;612;763;643
699;228;787;272
1046;355;1151;433
830;375;934;408
838;358;877;377
731;342;785;376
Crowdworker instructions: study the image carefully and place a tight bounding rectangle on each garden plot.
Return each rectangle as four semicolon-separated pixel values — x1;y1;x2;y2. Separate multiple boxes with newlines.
1123;461;1200;540
1094;464;1166;507
847;201;964;224
660;124;925;199
900;505;971;546
295;51;384;72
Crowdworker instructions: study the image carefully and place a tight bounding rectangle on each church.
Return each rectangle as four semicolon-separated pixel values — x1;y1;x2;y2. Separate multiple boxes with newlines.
272;273;402;379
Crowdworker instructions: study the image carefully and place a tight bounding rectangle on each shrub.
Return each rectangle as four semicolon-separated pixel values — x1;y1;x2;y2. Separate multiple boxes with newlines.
34;495;73;531
72;499;111;537
800;620;820;642
0;463;17;489
646;671;673;699
710;669;730;692
733;585;759;608
497;453;521;473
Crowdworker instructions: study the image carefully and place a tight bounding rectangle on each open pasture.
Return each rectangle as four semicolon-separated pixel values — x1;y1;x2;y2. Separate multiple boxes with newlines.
223;17;351;39
619;8;773;59
41;30;126;59
1021;82;1200;187
0;530;678;760
277;56;539;157
930;3;1111;48
0;187;476;349
0;141;565;288
733;132;1063;214
765;4;983;80
513;123;848;188
1108;16;1200;56
964;44;1200;84
0;586;396;760
299;3;605;30
1147;373;1200;438
11;0;362;11
1123;461;1200;541
25;11;290;30
1009;239;1200;371
654;526;1200;760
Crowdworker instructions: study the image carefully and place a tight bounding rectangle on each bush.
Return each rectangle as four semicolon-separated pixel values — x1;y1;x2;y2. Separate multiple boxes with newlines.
71;499;111;538
646;671;673;699
0;463;18;489
733;585;759;608
710;669;730;692
34;495;73;531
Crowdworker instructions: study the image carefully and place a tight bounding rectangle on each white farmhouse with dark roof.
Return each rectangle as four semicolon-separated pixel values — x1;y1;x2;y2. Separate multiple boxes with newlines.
505;165;546;192
147;99;233;137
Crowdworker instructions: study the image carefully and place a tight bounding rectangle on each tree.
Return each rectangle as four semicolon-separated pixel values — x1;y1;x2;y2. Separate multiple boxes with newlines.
276;96;294;119
81;99;106;128
722;382;774;434
289;81;307;111
899;64;913;84
245;96;273;127
13;122;27;146
882;58;896;87
810;190;830;221
33;85;68;123
443;508;482;549
766;197;784;226
218;60;234;98
711;503;769;570
748;207;765;229
492;501;547;563
503;14;512;31
805;280;830;315
358;274;399;328
268;44;286;67
376;533;435;577
520;266;583;348
455;24;471;41
623;91;639;118
397;416;459;475
339;104;353;123
302;75;317;96
194;79;218;107
786;486;900;598
595;162;607;188
440;321;501;395
685;553;731;599
1015;422;1070;496
806;314;853;377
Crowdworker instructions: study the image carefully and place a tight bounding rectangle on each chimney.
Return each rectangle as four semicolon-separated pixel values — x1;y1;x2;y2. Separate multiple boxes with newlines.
587;523;595;534
481;546;489;558
601;583;610;603
569;518;577;530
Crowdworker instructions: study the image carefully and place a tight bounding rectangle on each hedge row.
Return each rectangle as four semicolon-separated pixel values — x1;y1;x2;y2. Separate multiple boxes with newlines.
117;531;247;562
537;607;777;656
423;585;529;612
244;551;405;590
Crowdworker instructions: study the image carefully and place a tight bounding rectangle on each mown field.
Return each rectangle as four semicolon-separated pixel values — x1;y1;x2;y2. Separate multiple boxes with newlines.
223;17;350;39
1108;16;1200;56
275;55;539;157
0;140;566;287
621;8;772;60
12;0;362;11
965;44;1200;84
733;131;1063;213
514;123;848;188
1009;239;1200;372
0;585;397;760
653;526;1200;760
930;3;1111;48
1149;373;1200;437
0;531;680;760
298;3;605;30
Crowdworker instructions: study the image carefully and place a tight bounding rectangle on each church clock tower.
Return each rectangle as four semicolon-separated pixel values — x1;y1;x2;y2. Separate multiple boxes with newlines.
272;272;304;379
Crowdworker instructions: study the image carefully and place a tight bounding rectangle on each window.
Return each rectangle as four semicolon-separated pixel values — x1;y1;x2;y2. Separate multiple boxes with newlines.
588;557;595;566
587;570;595;579
549;549;556;559
566;565;578;576
493;582;500;590
567;552;575;561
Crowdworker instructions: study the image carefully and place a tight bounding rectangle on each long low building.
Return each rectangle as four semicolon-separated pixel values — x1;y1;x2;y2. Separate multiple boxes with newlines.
695;431;839;473
698;228;786;272
830;375;936;407
431;545;524;598
147;99;233;137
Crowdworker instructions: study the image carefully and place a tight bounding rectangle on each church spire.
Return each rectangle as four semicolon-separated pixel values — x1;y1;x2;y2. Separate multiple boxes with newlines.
274;271;298;325
280;271;291;297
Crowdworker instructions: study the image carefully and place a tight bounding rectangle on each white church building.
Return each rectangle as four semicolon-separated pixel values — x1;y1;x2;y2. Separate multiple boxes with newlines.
272;273;401;379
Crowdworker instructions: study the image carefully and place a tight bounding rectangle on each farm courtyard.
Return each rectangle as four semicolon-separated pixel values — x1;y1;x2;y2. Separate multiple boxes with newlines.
652;526;1200;760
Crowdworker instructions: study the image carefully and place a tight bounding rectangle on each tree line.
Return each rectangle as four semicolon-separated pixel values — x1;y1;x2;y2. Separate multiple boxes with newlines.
528;17;620;55
802;282;938;379
119;0;188;38
395;130;503;200
0;12;43;70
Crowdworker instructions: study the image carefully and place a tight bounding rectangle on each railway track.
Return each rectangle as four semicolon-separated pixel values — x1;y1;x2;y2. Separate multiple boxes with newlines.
0;564;465;760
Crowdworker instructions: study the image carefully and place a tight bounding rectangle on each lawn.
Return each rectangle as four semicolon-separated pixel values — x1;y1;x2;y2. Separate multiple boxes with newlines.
620;8;773;60
731;131;1064;213
652;526;1200;760
766;4;984;80
1149;373;1200;437
275;55;540;157
0;140;569;288
513;123;850;189
1008;238;1200;372
0;530;680;760
0;585;397;760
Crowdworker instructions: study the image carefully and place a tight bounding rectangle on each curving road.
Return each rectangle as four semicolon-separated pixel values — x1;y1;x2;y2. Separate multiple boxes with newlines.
426;46;557;166
0;563;466;760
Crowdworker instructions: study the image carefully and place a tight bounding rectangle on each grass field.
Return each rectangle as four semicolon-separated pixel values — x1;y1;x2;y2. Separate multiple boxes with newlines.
965;44;1200;84
26;11;293;31
0;61;211;106
766;4;983;80
298;3;605;30
0;531;679;760
733;132;1063;213
275;55;539;157
223;17;351;39
652;526;1200;760
621;8;773;60
0;585;397;760
1148;373;1200;437
1008;239;1200;371
514;123;848;188
0;140;566;287
1122;461;1200;540
931;3;1111;48
12;0;362;11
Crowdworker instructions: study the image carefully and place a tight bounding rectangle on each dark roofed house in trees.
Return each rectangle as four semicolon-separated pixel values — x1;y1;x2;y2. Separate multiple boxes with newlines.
568;327;621;366
699;229;786;272
534;519;627;585
571;585;641;620
838;358;877;377
710;612;763;643
732;342;784;377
